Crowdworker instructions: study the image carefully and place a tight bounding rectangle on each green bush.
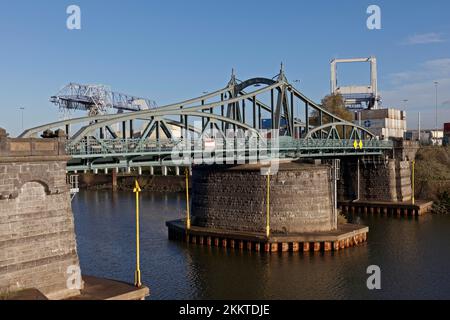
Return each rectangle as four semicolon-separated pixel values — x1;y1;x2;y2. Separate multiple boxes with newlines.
432;191;450;215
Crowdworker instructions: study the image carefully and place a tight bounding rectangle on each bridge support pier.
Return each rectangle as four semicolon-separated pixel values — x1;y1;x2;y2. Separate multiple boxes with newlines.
167;161;370;253
0;129;83;299
162;166;167;176
337;140;433;216
338;140;419;204
190;162;338;234
112;168;118;191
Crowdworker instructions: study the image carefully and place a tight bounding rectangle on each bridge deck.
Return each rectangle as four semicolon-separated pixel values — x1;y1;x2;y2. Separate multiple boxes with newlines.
64;138;393;172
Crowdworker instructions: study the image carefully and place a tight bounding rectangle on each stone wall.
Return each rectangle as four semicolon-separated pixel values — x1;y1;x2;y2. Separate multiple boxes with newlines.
392;138;420;162
338;158;412;202
191;162;336;234
0;129;82;299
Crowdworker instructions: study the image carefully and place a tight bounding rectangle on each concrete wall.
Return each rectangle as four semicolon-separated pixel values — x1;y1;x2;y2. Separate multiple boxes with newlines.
0;129;82;299
191;162;336;234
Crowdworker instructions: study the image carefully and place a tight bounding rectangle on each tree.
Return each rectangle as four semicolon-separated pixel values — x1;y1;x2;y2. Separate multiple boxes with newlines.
309;94;353;138
320;94;352;122
310;94;353;125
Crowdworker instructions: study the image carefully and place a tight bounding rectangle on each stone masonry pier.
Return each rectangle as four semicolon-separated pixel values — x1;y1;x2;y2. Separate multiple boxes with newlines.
192;162;336;234
0;128;149;300
337;139;431;217
0;128;82;299
167;161;369;253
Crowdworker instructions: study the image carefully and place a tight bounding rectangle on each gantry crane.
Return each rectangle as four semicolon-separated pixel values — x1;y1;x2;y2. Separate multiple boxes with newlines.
50;83;158;116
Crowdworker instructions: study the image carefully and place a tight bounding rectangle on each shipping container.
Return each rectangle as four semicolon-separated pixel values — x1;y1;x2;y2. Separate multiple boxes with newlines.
261;118;287;129
444;123;450;134
357;108;405;121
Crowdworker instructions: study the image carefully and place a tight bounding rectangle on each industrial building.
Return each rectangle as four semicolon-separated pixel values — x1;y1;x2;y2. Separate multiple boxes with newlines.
354;108;407;140
444;123;450;146
405;129;444;146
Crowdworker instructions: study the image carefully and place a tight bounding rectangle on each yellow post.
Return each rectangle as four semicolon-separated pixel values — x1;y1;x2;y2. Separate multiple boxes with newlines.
133;180;142;288
185;168;191;230
266;169;271;238
412;160;415;205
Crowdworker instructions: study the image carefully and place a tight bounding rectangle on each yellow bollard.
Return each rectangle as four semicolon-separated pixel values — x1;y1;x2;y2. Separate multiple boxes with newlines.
185;168;191;230
133;180;142;288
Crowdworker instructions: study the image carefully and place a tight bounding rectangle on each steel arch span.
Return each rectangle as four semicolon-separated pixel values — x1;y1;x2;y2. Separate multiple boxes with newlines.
20;68;393;170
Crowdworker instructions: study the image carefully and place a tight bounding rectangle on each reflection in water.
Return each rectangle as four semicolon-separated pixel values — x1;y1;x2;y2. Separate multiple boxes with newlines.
72;190;450;300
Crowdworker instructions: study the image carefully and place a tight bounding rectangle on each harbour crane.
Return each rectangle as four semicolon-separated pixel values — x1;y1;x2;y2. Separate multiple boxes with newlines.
50;83;158;117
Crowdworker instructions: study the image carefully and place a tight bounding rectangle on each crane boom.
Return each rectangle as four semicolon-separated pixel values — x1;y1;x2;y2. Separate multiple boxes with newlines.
50;83;157;116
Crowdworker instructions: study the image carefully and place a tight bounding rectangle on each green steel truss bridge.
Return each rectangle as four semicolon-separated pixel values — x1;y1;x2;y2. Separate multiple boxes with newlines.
20;68;393;172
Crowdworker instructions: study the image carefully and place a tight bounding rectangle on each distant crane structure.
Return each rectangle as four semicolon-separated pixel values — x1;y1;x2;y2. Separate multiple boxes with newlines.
330;57;380;110
50;83;158;117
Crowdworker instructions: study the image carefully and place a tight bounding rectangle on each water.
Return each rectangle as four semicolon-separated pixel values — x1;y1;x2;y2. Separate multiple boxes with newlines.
72;190;450;300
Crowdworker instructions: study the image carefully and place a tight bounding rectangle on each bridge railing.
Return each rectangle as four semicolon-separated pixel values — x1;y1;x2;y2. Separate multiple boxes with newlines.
276;138;393;150
65;137;393;157
65;138;178;155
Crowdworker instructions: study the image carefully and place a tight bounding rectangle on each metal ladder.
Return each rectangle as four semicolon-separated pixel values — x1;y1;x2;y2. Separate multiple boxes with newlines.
69;174;80;201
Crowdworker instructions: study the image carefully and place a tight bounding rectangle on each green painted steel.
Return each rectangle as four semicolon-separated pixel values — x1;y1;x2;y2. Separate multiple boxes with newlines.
65;137;393;172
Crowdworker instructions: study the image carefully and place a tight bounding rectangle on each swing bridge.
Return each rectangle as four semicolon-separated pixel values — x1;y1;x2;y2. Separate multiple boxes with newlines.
19;68;393;172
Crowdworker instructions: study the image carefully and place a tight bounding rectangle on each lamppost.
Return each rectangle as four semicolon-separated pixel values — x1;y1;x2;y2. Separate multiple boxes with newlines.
402;99;408;109
19;107;25;131
434;81;439;132
292;80;301;116
418;112;421;144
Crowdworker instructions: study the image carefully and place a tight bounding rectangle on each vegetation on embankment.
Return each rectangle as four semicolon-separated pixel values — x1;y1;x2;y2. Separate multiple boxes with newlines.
415;146;450;214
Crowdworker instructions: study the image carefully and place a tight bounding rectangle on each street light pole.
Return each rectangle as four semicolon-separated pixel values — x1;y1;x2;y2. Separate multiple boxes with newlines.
418;112;421;144
434;81;439;132
293;80;301;127
402;99;408;109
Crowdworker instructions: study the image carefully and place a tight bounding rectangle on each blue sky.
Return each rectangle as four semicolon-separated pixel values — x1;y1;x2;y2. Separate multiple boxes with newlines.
0;0;449;136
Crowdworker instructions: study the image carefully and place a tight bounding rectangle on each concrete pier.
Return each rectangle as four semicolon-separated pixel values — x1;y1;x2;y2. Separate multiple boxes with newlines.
339;200;433;217
168;161;369;252
167;219;368;253
5;276;149;300
112;168;118;191
66;276;149;300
